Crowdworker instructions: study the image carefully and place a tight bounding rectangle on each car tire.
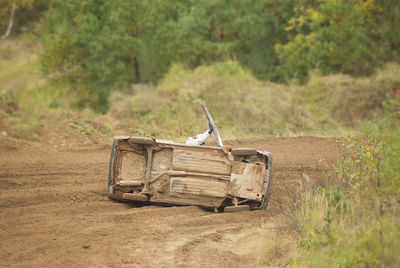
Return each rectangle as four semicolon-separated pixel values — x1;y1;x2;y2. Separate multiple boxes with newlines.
129;136;155;145
260;170;273;210
108;136;129;197
231;148;257;156
108;138;117;197
224;205;250;213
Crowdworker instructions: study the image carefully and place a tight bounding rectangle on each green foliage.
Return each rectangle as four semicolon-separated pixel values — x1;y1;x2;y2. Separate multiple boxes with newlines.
39;0;294;109
38;0;400;110
358;0;400;62
0;0;48;36
334;97;400;201
276;0;400;83
40;0;140;112
2;0;399;112
276;0;372;83
295;99;400;267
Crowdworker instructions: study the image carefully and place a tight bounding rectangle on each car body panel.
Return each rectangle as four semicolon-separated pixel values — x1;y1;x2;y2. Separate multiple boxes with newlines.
108;136;272;211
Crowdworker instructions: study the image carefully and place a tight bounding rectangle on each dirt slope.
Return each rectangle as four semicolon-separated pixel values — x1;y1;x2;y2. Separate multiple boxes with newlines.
0;124;341;267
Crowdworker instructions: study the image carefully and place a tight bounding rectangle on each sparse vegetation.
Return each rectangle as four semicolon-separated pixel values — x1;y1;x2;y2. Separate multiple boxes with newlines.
0;42;42;141
0;89;37;140
66;113;92;135
294;99;400;267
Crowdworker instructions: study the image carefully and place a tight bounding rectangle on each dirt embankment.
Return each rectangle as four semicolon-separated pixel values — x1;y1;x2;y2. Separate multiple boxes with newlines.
0;124;341;267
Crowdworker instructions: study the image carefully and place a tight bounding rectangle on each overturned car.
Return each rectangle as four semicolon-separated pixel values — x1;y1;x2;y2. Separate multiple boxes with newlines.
107;103;272;212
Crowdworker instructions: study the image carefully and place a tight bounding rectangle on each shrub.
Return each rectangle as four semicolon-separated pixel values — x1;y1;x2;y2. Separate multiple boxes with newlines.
295;98;400;267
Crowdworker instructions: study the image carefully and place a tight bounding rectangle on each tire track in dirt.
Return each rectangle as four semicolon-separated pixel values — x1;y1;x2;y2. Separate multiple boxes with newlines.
0;136;341;267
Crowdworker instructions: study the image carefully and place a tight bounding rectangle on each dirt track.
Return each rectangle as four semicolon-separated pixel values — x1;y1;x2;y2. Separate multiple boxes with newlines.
0;127;341;267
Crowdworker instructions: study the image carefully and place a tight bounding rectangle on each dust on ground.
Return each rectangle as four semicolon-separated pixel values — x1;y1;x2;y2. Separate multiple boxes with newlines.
0;119;341;267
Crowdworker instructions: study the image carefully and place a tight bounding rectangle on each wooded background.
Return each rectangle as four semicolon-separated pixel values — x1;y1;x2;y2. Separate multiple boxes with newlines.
1;0;399;109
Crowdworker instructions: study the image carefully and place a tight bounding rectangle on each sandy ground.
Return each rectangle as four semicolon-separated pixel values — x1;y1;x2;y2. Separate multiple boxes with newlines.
0;123;341;267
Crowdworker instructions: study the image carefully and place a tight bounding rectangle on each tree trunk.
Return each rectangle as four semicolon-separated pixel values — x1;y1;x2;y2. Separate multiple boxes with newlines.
134;57;140;82
1;0;17;40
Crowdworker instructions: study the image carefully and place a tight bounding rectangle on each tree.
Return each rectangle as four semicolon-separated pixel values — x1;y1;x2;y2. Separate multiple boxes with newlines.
0;0;48;38
39;0;400;110
275;0;373;82
1;0;16;40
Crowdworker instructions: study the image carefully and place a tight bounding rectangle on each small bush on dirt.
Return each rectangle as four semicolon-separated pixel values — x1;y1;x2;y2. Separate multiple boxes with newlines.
66;113;92;135
295;98;400;267
0;89;38;140
299;64;400;127
63;110;119;139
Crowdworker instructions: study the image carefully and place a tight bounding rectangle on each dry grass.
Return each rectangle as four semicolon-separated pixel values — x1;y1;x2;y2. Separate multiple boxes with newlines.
108;61;399;140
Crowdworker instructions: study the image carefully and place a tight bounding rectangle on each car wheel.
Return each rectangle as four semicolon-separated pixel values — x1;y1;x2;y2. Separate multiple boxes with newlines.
107;138;117;197
231;148;257;156
129;136;155;145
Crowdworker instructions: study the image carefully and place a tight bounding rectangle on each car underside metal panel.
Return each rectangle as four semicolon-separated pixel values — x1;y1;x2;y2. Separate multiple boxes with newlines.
228;162;265;200
152;148;173;174
172;149;231;175
169;177;227;198
119;151;146;182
